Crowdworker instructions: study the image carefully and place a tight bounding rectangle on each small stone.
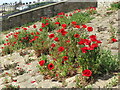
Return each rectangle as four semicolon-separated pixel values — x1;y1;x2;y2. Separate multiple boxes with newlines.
24;55;29;63
34;75;44;83
66;82;76;88
13;73;31;83
38;80;62;88
11;53;25;63
92;84;99;88
65;75;76;83
18;77;37;88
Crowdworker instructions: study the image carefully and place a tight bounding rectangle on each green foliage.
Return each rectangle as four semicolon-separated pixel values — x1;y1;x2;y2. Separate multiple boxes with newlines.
111;2;120;9
104;76;119;88
56;15;71;25
2;46;13;55
97;50;119;74
70;12;93;25
107;2;120;10
0;39;5;45
1;8;119;81
41;18;57;32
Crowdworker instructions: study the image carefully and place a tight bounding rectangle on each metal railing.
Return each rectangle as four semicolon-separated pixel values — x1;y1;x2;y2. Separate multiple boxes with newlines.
1;1;57;18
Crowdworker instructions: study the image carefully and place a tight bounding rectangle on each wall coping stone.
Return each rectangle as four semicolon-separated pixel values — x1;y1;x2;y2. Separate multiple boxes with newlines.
7;2;64;19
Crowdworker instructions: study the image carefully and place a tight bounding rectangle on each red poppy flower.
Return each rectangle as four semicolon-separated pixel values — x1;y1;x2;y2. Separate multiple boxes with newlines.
75;25;80;28
6;39;8;41
31;32;34;35
90;43;98;48
39;60;45;66
82;69;92;77
36;32;40;35
78;39;85;45
82;25;87;28
96;40;102;43
1;47;4;49
15;28;19;30
73;11;76;13
7;43;10;45
13;42;17;44
54;37;59;42
77;9;81;12
81;49;87;53
57;12;65;15
6;36;8;38
22;36;28;40
61;24;67;28
23;28;27;30
42;25;46;28
51;43;56;48
61;31;68;36
87;27;93;32
84;39;91;45
15;32;20;34
46;20;49;22
69;13;72;16
13;35;18;38
55;22;60;24
66;40;70;43
27;63;31;65
4;43;7;46
34;36;39;39
33;25;37;28
13;80;17;82
39;28;43;31
5;72;9;74
56;74;59;77
10;33;13;35
8;34;10;37
53;58;57;61
29;38;36;42
43;17;47;19
60;16;64;18
89;35;96;41
112;38;117;42
57;28;65;33
49;34;55;38
87;46;94;50
65;14;68;16
81;47;89;53
48;63;54;70
58;46;65;52
63;56;68;61
46;23;49;26
31;81;36;83
74;34;80;38
71;21;77;25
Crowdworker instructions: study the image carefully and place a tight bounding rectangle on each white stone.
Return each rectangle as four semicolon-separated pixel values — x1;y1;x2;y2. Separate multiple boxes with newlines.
65;75;76;83
13;73;31;83
38;80;62;88
34;75;44;83
66;82;76;88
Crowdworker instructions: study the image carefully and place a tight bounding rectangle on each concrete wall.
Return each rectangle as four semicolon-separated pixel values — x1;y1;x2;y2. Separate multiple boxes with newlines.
2;2;97;31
